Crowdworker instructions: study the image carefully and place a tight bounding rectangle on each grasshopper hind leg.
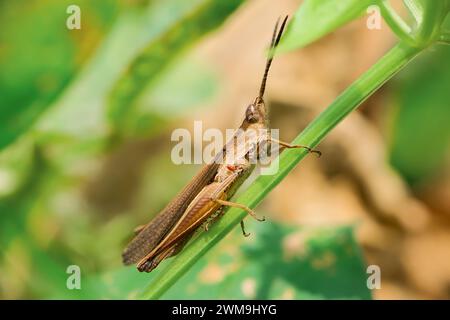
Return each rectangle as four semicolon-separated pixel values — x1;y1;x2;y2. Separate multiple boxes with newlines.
137;246;179;273
214;199;265;238
138;251;173;273
214;199;265;222
202;206;226;232
137;233;193;272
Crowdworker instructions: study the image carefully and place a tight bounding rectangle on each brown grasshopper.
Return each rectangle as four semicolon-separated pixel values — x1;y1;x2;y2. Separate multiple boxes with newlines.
122;16;320;272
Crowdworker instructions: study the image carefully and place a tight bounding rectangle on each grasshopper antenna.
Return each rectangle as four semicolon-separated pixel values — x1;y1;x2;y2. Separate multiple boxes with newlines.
257;15;288;103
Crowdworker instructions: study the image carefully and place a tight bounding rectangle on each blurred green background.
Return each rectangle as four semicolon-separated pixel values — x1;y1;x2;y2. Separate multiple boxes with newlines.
0;0;449;299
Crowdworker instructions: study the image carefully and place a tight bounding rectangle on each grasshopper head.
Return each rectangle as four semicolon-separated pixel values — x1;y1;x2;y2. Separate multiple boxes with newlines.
242;16;287;129
244;98;268;126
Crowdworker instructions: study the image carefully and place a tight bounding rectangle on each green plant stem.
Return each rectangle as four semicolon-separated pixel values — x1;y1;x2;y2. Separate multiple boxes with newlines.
403;0;423;25
415;0;448;45
378;0;416;45
139;42;422;300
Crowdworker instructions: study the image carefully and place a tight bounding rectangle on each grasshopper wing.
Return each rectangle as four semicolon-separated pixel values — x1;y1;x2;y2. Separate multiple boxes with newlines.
122;127;243;265
122;162;219;265
136;174;237;272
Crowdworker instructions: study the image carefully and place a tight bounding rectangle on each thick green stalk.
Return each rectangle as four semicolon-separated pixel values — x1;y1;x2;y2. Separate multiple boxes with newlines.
415;0;448;45
139;42;422;300
378;0;415;45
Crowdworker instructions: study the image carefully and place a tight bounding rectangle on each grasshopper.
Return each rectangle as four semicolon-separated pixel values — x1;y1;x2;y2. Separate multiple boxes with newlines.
122;16;320;272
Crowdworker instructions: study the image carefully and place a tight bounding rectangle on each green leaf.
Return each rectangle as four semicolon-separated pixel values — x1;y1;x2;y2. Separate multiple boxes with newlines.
36;0;203;140
0;136;35;197
0;147;73;298
0;0;119;151
52;267;152;299
108;0;244;135
120;55;219;137
279;0;375;51
143;224;371;300
136;55;218;117
58;224;370;299
389;46;450;185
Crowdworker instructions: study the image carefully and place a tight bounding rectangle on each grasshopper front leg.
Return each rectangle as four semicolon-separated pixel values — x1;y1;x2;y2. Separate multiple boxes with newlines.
240;220;250;237
270;138;321;157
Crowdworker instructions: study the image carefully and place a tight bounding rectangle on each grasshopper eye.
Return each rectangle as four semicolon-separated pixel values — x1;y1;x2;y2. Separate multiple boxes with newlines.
245;104;259;123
